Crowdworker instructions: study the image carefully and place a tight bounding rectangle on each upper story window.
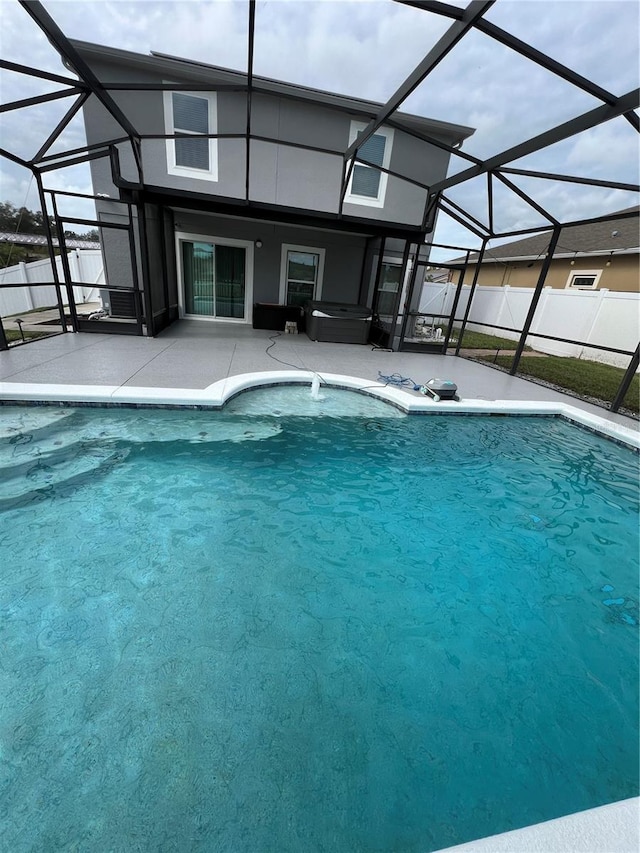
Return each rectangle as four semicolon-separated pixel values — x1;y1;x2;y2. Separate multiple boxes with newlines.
566;269;601;289
163;90;218;181
345;121;394;208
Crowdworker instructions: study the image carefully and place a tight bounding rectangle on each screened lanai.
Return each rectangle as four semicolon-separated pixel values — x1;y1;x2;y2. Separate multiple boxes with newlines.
0;0;638;413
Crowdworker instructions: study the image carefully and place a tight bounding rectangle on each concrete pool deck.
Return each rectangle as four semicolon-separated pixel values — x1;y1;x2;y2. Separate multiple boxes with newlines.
1;321;638;851
0;320;637;428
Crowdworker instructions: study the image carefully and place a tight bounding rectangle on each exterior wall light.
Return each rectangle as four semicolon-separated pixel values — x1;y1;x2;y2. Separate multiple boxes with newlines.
255;239;263;249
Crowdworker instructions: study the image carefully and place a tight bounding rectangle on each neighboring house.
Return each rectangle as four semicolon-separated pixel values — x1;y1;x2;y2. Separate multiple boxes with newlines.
72;40;473;337
448;207;639;293
423;267;450;283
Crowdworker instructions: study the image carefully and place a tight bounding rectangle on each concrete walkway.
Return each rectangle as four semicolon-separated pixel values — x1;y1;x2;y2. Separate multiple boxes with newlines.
0;320;635;430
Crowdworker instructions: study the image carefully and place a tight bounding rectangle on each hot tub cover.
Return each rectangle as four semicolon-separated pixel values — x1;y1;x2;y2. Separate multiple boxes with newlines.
306;301;372;320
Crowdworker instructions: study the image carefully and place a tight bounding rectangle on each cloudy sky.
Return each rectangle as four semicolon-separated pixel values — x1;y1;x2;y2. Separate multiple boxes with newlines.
0;0;638;255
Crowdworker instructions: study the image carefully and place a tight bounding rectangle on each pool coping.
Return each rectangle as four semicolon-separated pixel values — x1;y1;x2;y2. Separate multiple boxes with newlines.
1;370;638;449
433;796;639;853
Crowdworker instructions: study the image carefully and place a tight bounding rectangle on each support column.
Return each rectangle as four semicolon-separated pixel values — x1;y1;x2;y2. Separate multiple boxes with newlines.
444;251;469;348
510;225;562;375
50;193;79;332
611;343;639;412
35;173;67;331
454;238;487;355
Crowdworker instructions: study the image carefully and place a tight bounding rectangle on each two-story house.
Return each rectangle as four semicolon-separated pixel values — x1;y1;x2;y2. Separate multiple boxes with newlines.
73;40;474;344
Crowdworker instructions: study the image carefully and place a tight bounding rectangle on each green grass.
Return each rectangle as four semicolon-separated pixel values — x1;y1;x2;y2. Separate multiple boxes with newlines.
453;328;528;351
484;355;639;414
5;329;53;344
5;305;60;319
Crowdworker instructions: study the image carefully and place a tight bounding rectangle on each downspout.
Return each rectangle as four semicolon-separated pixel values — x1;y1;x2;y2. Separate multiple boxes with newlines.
356;237;373;306
135;195;154;336
245;0;256;203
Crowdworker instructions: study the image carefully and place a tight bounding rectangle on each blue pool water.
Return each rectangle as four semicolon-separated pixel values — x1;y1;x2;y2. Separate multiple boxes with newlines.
1;395;638;852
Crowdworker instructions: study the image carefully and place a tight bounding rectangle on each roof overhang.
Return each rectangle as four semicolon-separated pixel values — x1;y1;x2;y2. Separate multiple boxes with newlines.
68;39;475;146
125;184;428;241
473;247;640;263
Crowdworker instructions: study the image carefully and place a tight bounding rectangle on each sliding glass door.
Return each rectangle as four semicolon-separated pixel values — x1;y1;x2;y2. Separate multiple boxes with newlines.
180;239;247;319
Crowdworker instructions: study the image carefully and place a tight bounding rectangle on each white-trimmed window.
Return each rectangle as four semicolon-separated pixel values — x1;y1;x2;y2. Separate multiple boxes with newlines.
163;90;217;181
345;121;394;208
566;269;602;290
279;244;325;308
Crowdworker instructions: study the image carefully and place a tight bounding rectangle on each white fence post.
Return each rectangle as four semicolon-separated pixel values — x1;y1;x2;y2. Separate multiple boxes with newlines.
18;262;35;312
495;285;510;333
581;288;608;358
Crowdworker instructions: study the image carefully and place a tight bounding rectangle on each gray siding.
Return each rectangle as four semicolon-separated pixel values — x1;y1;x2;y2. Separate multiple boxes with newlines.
81;57;453;227
170;211;366;306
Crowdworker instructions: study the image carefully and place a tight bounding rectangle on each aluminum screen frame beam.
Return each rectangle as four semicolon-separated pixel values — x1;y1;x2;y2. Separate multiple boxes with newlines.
32;91;89;163
0;87;82;114
499;167;640;194
0;58;87;88
430;88;640;194
492;171;558;226
397;1;638;122
343;0;494;163
18;1;141;147
509;225;562;375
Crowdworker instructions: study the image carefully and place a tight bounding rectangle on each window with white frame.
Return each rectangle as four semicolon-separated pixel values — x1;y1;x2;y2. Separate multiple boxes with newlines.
163;90;218;181
565;269;602;290
279;244;325;308
345;121;394;208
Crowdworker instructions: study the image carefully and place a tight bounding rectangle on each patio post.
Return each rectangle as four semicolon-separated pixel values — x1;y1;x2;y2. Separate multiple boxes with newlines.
611;344;640;413
454;238;488;356
36;175;68;333
135;196;154;336
509;224;561;375
50;193;80;332
398;242;421;348
443;250;470;348
390;239;412;349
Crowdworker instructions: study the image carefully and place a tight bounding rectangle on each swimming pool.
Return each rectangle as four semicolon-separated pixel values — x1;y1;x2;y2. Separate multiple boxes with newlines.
1;391;638;852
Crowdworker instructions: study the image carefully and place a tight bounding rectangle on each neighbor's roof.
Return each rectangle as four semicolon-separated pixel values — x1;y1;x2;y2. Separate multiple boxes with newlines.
459;207;640;264
69;40;475;145
0;232;100;250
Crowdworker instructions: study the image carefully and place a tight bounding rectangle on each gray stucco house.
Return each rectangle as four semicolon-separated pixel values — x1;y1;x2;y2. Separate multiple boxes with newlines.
73;40;473;346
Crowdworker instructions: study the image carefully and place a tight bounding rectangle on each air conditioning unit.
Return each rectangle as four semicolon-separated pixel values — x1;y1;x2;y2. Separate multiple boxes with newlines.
99;289;137;319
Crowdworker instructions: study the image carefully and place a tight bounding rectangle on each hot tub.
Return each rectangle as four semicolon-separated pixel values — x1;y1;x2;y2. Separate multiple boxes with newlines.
305;301;372;344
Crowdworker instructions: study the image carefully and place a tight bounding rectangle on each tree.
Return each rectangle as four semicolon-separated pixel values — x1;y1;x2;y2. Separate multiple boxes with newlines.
0;201;57;237
0;201;100;268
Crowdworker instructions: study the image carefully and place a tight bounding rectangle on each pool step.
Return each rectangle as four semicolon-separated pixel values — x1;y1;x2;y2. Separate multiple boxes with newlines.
0;441;130;508
0;407;75;445
1;410;283;453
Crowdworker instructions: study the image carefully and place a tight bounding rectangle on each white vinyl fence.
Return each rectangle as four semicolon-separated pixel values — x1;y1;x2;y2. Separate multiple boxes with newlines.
419;282;639;369
0;250;104;317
